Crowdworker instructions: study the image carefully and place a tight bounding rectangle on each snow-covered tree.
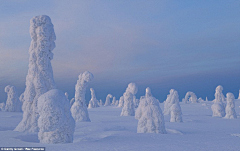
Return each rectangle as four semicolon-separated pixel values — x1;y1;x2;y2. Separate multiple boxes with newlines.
104;94;113;106
135;87;166;134
164;89;183;122
238;90;240;99
19;93;24;103
120;83;138;116
111;97;116;106
206;97;208;102
99;99;103;106
4;85;22;112
133;96;140;108
211;85;226;117
15;15;56;132
198;97;204;102
0;103;5;111
224;93;237;119
115;100;119;106
118;96;124;108
71;71;93;122
38;89;75;144
88;88;99;108
182;91;198;103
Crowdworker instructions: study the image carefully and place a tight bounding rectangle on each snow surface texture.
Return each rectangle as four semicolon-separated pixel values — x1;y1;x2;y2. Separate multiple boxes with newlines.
38;89;75;144
0;100;240;151
88;88;99;108
118;96;124;108
71;71;93;122
120;83;138;116
104;94;112;106
182;91;198;103
211;85;226;117
4;85;22;112
135;87;166;134
15;15;56;133
224;93;237;119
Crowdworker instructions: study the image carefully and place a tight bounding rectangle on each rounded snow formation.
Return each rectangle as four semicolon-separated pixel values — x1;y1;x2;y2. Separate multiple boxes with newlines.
38;89;75;144
15;15;56;133
118;96;124;108
104;94;113;106
224;93;237;119
88;88;99;108
211;85;226;117
4;85;22;112
182;91;198;103
135;87;166;134
120;83;138;116
71;71;93;122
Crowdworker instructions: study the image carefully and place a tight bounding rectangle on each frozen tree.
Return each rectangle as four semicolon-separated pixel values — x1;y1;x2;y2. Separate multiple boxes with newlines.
88;88;99;108
104;94;113;106
120;83;138;116
111;97;116;106
211;85;226;117
198;97;204;102
182;91;198;103
206;97;209;102
65;92;69;100
115;100;119;106
15;15;57;133
135;87;166;134
0;103;5;111
99;99;103;106
118;96;124;108
38;89;75;144
4;85;22;112
224;93;237;119
238;90;240;99
170;104;183;122
71;71;93;122
164;89;179;115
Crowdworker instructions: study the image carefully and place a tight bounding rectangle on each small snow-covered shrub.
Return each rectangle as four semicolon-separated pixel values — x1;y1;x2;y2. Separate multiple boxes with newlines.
104;94;113;106
170;104;183;122
118;96;124;108
198;97;204;102
0;102;5;111
71;71;93;122
38;89;75;144
224;93;237;119
115;100;119;106
98;99;103;106
88;88;99;108
4;85;22;112
111;97;116;106
135;87;166;134
120;83;138;116
211;85;225;117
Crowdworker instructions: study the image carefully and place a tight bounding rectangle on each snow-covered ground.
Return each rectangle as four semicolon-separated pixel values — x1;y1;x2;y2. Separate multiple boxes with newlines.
0;100;240;151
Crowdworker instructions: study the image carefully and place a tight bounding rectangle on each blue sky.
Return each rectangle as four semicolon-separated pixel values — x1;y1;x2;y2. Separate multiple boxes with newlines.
0;0;240;103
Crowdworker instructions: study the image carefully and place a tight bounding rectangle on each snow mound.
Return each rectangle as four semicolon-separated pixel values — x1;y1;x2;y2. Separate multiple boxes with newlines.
38;89;75;144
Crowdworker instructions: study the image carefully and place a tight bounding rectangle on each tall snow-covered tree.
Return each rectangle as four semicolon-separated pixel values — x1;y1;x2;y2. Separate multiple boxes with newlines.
4;85;22;112
71;71;93;122
224;93;237;119
135;87;166;133
120;83;138;116
88;88;99;108
15;15;56;132
104;94;113;106
38;89;75;144
211;85;226;117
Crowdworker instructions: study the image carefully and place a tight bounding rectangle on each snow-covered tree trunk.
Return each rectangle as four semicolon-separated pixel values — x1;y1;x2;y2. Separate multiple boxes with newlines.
4;85;22;112
38;89;75;144
71;71;93;122
224;93;237;119
88;88;99;108
15;15;56;132
104;94;112;106
135;87;166;134
211;85;225;117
